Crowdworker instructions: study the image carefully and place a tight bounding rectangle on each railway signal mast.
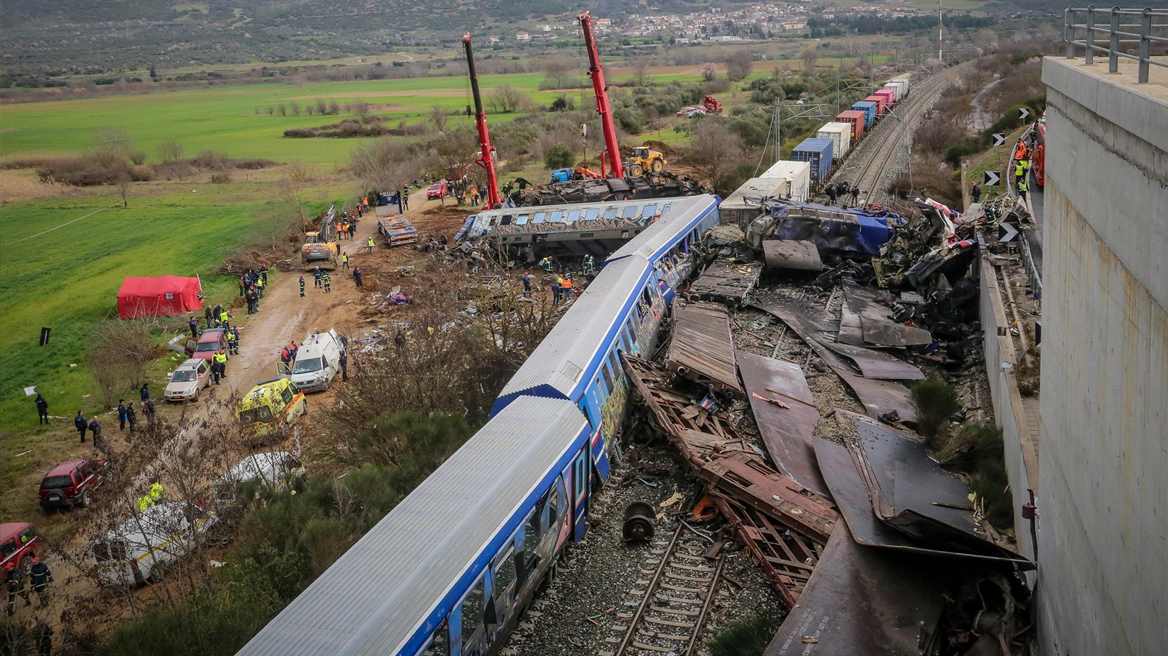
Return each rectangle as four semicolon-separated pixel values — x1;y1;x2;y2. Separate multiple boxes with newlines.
938;0;944;62
463;34;501;209
579;11;624;178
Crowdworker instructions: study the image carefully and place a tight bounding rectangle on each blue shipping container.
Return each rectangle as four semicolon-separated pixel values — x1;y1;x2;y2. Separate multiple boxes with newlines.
791;138;834;184
852;101;877;128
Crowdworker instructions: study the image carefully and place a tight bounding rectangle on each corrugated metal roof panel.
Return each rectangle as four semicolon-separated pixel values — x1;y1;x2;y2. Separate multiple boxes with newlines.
237;396;588;656
499;256;650;402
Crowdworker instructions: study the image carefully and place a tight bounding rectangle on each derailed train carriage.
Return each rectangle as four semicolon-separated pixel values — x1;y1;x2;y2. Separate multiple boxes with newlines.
238;194;721;656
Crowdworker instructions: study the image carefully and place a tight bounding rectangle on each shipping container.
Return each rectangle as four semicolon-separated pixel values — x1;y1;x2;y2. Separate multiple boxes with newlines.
817;122;853;158
758;160;812;202
852;101;877;127
836;110;866;142
865;94;887;114
874;89;895;108
890;74;912;96
885;80;908;101
791;138;833;185
720;177;801;229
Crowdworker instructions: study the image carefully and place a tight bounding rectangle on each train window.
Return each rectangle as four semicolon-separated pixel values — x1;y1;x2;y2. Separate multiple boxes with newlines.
661;203;672;214
567;210;581;223
460;578;486;648
548;484;560;523
422;620;450;656
523;506;541;558
533;212;546;224
585;208;600;221
574;454;587;499
494;547;517;609
600;358;615;392
643;204;657;217
607;351;620;380
622;206;639;219
604;207;618;219
550;211;564;223
513;214;528;226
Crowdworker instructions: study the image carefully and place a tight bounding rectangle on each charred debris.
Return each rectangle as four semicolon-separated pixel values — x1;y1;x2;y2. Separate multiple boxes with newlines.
613;196;1036;655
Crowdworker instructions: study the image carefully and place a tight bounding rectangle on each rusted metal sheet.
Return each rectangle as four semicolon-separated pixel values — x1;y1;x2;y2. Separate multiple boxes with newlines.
712;494;822;609
666;302;744;398
688;260;763;307
861;317;933;347
762;240;823;271
850;420;1033;568
818;339;925;380
752;296;917;422
764;524;950;656
699;452;837;544
842;282;933;347
622;354;753;468
734;350;829;498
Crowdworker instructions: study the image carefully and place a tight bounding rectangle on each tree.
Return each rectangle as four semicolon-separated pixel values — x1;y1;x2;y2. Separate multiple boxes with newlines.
634;61;649;86
116;171;132;208
92;127;134;158
802;48;819;73
157;139;184;162
686;121;746;194
700;62;718;81
543;61;571;89
488;85;528;114
429;105;448;132
726;50;753;82
545;143;574;170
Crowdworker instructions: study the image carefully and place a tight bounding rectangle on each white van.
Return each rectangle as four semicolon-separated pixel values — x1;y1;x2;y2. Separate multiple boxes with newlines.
92;502;217;587
284;328;345;392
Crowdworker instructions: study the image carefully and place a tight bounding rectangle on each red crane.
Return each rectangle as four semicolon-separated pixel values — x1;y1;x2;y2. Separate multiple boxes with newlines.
579;12;624;179
463;34;501;209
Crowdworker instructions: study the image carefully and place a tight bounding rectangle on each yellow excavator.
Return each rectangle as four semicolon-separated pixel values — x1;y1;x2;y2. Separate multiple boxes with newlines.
624;146;666;176
302;205;338;271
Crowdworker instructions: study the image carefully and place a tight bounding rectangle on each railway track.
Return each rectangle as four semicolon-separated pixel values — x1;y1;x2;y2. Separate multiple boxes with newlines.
841;67;961;206
601;524;724;656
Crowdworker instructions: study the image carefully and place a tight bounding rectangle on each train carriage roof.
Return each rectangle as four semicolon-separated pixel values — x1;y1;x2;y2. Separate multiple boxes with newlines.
605;194;719;264
238;396;590;656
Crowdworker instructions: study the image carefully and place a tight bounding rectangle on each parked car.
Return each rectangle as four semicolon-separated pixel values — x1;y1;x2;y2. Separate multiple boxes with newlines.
0;523;42;573
164;358;211;402
91;502;217;587
281;329;345;393
212;452;306;532
191;328;229;364
426;181;448;200
236;378;308;441
39;459;107;510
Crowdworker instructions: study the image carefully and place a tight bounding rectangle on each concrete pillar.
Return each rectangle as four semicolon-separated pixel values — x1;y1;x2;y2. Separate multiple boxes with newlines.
1038;56;1168;656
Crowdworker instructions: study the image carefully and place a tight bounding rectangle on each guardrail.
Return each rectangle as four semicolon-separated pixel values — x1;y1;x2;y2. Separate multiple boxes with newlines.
1065;7;1168;83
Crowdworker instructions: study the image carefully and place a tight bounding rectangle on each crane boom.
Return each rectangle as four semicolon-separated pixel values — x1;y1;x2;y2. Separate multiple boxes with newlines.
579;12;624;178
463;34;501;209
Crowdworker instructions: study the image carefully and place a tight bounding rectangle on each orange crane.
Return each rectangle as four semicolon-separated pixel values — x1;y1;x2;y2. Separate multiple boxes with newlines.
579;11;624;179
462;34;501;209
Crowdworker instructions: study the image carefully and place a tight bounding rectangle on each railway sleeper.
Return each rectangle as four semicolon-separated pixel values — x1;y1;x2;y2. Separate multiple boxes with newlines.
632;641;682;653
664;571;712;583
654;592;702;605
661;582;704;593
644;615;697;629
636;630;691;641
650;604;699;617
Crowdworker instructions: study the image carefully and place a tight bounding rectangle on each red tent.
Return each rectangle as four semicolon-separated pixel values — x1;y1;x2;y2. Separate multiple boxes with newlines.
116;276;203;319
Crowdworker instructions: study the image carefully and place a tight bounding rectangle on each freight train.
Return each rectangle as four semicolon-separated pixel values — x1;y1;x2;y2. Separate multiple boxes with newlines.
237;194;722;656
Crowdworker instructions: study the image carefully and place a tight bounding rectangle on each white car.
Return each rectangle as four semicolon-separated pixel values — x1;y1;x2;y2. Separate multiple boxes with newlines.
164;358;211;402
92;502;217;587
212;452;306;534
283;328;345;393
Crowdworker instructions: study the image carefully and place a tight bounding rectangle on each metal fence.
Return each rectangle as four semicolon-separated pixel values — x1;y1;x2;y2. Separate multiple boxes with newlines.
1065;7;1168;83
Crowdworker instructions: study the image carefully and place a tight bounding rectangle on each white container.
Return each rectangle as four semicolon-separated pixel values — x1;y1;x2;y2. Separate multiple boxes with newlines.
817;122;853;158
758;161;812;202
721;177;799;229
890;75;911;96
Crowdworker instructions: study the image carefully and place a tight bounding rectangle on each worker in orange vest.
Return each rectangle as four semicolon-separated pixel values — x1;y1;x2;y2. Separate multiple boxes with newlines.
561;275;573;301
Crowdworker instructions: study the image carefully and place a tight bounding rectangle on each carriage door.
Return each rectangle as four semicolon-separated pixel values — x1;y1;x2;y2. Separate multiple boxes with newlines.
570;451;589;542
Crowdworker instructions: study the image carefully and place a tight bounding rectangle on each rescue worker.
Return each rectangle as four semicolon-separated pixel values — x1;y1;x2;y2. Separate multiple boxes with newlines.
339;349;348;382
522;271;531;293
189;315;199;338
850;186;861;206
314;266;323;288
553;275;563;305
229;327;240;355
35;393;48;425
401;188;409;211
972;182;981;204
5;562;30;616
256;275;265;299
143;397;156;427
137;493;154;511
288;341;298;361
1014;158;1027;185
74;411;87;443
125;402;137;434
204;305;214;328
299;275;306;297
28;557;51;608
281;346;291;365
341;253;349;270
323;272;332;293
367;236;375;254
561;275;573;301
88;415;103;448
140;382;150;402
1018;178;1028;203
353;267;363;288
150;481;164;503
348;222;356;240
219;307;230;330
117;399;127;431
213;352;228;380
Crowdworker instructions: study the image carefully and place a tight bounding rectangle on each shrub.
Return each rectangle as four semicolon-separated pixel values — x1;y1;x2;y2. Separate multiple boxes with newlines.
544;143;575;170
210;172;232;183
910;379;962;449
129;150;146;165
128;164;154;181
709;611;783;656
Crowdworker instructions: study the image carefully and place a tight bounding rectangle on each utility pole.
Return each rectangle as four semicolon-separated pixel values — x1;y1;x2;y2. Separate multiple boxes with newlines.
938;0;944;62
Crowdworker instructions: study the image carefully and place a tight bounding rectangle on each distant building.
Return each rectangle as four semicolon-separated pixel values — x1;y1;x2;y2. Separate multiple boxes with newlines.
516;31;531;41
596;18;612;25
488;35;501;44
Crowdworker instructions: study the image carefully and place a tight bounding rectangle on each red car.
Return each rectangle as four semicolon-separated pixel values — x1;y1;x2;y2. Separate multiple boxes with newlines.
0;523;41;573
39;459;107;510
191;328;229;363
426;181;448;200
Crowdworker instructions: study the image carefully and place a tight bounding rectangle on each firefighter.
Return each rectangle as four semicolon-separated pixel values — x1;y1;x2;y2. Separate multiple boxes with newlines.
150;481;164;503
323;272;332;293
299;275;306;297
5;562;30;616
28;557;51;608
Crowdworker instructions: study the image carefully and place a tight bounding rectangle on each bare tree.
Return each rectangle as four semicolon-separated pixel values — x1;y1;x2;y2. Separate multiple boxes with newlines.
686;121;746;193
353;101;371;119
351;138;431;191
429;105;448;132
290;101;301;116
544;60;571;89
634;61;649;86
700;62;718;81
488;85;528;114
278;162;317;226
90;318;160;403
802;48;819;73
157;139;184;162
315;97;329;115
277;103;287;117
726;50;753;81
93;127;134;158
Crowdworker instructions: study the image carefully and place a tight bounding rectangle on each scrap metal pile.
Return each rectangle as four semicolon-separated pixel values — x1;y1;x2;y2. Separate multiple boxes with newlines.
622;280;1035;654
508;171;709;206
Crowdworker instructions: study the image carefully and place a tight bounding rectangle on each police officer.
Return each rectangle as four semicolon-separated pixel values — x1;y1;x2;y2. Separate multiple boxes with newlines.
28;557;51;608
140;382;150;402
125;402;137;434
299;275;306;297
5;562;30;616
219;307;230;330
213;352;228;382
35;393;48;425
74;411;87;443
353;267;363;288
189;314;199;338
88;416;102;448
117;399;127;431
